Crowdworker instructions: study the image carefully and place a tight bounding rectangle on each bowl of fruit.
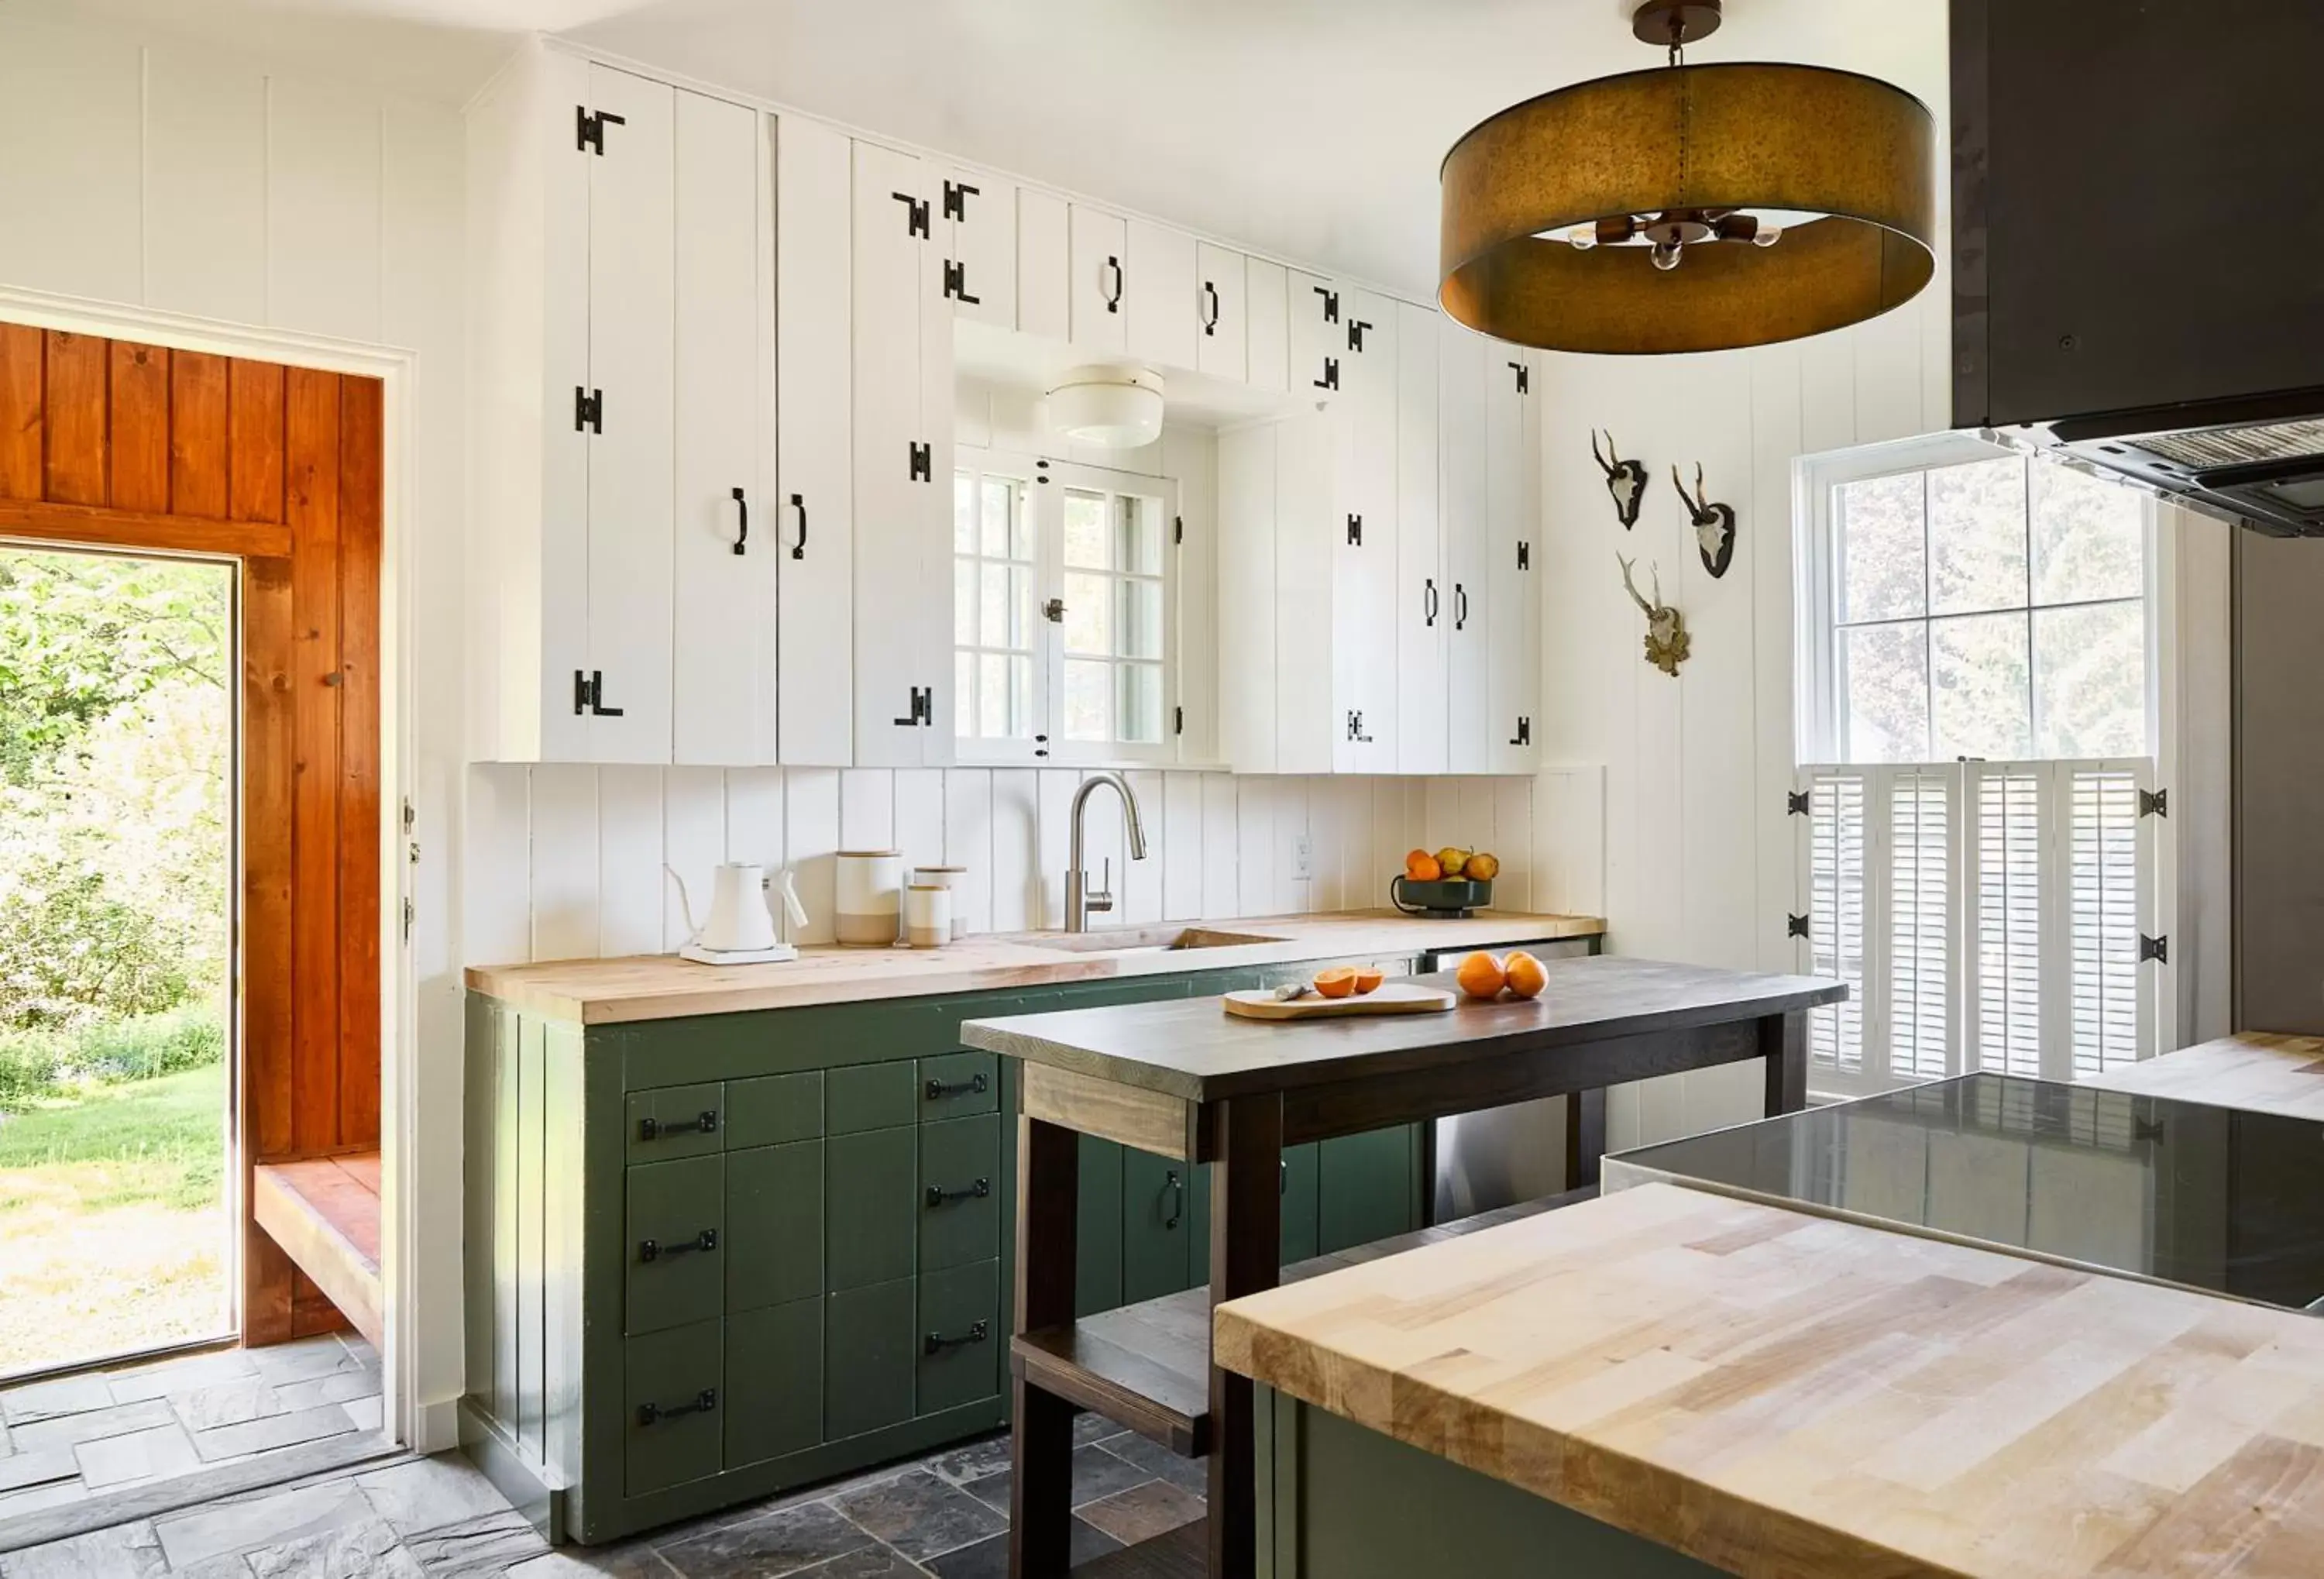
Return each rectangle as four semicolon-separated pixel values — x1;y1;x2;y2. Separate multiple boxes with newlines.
1390;846;1501;917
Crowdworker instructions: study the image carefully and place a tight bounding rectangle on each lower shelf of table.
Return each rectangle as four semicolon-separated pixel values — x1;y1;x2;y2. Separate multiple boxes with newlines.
1012;1185;1598;1460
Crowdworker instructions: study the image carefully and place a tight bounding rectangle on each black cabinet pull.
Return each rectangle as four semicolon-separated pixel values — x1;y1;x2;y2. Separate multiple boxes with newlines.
925;1072;990;1102
1103;255;1123;312
636;1388;716;1428
1454;583;1469;631
923;1320;989;1357
638;1229;717;1264
1346;514;1362;547
1202;280;1219;335
1425;577;1439;627
1164;1168;1184;1231
925;1178;992;1208
637;1109;718;1143
789;493;806;560
731;487;748;556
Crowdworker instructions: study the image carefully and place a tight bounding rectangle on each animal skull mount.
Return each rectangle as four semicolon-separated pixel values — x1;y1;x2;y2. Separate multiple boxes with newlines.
1591;429;1648;529
1618;554;1691;676
1673;463;1738;579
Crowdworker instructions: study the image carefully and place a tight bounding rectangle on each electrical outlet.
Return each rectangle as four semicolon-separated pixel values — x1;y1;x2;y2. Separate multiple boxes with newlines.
1291;834;1315;882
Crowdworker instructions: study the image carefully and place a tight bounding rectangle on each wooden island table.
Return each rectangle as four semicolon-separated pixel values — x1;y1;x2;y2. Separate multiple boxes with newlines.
959;954;1846;1577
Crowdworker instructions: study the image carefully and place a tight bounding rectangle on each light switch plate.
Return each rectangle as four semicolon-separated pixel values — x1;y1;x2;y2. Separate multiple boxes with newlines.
1292;834;1314;881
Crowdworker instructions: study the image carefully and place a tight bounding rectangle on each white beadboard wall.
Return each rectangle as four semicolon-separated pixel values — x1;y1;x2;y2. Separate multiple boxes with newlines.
466;765;1599;963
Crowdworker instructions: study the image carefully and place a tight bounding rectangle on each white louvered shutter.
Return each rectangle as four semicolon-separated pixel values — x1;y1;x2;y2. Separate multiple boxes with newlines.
1886;770;1954;1082
1968;766;2044;1078
1800;770;1867;1081
2068;764;2153;1075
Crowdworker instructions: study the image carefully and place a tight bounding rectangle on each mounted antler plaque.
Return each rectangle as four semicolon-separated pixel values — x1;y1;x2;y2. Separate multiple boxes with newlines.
1618;554;1690;676
1673;463;1737;578
1591;429;1648;528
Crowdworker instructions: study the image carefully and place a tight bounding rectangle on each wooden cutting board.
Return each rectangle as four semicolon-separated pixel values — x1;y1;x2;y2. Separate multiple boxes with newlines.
1222;984;1456;1020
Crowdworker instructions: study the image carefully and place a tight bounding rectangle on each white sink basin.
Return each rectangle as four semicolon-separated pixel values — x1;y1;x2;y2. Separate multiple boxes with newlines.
999;925;1287;956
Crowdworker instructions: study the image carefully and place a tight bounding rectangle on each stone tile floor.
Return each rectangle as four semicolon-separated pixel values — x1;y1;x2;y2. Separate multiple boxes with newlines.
0;1396;1205;1576
0;1335;384;1524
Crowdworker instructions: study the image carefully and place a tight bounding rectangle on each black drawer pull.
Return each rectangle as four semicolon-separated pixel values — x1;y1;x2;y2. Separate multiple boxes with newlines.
926;1178;992;1208
924;1072;989;1102
1164;1168;1184;1230
636;1388;717;1427
638;1109;718;1143
638;1229;718;1264
924;1320;990;1356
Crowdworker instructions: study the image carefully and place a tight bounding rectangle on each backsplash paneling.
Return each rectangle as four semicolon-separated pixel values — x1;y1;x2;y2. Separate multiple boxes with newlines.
464;765;1601;965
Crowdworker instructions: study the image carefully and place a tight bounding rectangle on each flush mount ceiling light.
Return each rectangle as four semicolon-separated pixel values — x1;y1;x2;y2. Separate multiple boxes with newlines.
1439;0;1936;355
1047;365;1165;449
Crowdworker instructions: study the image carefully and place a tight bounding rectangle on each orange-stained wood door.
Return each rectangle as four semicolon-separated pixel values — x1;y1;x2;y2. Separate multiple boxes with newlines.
0;323;382;1345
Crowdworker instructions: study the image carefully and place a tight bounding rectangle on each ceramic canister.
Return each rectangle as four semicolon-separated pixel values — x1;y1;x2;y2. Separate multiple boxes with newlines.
903;884;952;949
834;850;904;944
912;865;969;940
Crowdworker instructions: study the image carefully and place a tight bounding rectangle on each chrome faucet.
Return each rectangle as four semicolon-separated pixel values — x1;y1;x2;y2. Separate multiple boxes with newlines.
1065;771;1150;932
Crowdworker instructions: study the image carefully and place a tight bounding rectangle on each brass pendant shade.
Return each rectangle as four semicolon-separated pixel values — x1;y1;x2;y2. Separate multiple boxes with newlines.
1439;61;1937;355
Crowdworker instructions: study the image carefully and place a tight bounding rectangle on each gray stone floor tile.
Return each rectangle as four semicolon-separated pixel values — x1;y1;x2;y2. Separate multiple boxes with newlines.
153;1478;373;1569
170;1557;257;1579
830;1471;1004;1564
503;1546;677;1579
914;1436;1009;1488
1090;1429;1208;1494
357;1454;517;1537
0;1519;168;1578
1064;1445;1152;1508
172;1379;288;1433
246;1340;361;1387
73;1421;203;1490
273;1367;380;1412
923;1519;1117;1578
108;1352;258;1405
8;1399;177;1455
0;1378;114;1428
957;1472;1007;1515
395;1508;546;1576
659;1498;874;1577
339;1396;383;1434
242;1515;424;1578
791;1547;930;1578
1068;1413;1118;1448
188;1404;356;1462
1074;1479;1205;1548
0;1447;78;1495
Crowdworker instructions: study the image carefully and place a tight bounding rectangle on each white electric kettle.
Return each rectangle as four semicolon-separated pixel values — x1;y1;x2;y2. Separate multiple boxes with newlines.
665;862;810;965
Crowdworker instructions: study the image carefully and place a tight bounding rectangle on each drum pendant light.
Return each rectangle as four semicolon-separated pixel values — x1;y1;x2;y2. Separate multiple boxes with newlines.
1439;0;1936;355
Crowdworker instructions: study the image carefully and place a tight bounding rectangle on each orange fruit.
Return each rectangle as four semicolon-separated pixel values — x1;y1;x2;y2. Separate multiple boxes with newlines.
1455;951;1507;1000
1465;851;1501;882
1405;851;1442;882
1314;966;1360;999
1504;950;1546;999
1353;967;1386;995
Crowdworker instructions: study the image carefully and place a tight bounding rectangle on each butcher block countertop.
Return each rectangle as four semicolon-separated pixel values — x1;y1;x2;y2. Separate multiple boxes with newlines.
462;909;1603;1025
1215;1181;2324;1578
2078;1031;2324;1120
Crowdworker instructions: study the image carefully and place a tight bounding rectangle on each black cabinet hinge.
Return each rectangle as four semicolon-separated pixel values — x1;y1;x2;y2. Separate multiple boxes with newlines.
2140;933;2170;964
894;685;933;728
1508;360;1530;394
1348;318;1372;353
1787;913;1810;940
2140;788;2168;818
572;669;624;718
942;260;981;304
1508;716;1531;748
1346;710;1372;744
1788;790;1811;816
942;180;978;222
1174;705;1184;737
1314;285;1339;324
909;441;931;482
892;191;930;239
1346;514;1363;546
1516;541;1531;571
576;106;625;154
1315;356;1339;392
574;387;603;434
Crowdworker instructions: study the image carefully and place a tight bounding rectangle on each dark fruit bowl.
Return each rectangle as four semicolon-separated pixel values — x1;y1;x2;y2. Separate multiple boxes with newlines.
1389;876;1494;917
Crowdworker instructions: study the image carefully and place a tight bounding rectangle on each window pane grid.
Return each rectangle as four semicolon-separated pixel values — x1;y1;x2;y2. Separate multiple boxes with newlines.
1061;490;1167;747
954;469;1037;742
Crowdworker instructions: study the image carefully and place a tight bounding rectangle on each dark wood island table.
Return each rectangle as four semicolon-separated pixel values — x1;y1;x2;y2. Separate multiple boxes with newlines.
959;955;1847;1577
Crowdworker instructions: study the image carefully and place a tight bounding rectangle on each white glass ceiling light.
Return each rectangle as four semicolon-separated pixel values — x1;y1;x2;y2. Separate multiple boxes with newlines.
1047;366;1165;449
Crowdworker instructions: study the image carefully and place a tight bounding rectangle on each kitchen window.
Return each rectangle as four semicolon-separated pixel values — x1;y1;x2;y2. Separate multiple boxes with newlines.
954;450;1177;765
1793;435;2165;1098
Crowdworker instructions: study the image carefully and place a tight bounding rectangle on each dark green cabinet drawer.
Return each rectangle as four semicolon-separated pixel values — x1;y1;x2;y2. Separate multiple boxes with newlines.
728;1071;822;1148
917;1260;999;1416
726;1140;823;1312
624;1319;724;1497
918;1114;999;1273
626;1155;725;1336
1122;1149;1195;1306
827;1061;917;1135
826;1127;916;1291
1281;1142;1320;1265
918;1050;998;1118
1318;1127;1419;1255
627;1082;725;1161
725;1299;821;1468
1075;1135;1124;1317
825;1278;914;1440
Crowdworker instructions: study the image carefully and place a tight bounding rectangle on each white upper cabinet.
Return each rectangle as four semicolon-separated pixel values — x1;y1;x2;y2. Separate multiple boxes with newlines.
1441;326;1494;774
1287;268;1341;400
775;112;854;766
938;165;1015;329
1245;257;1289;394
1332;289;1398;775
1195;243;1247;382
1124;218;1197;370
1395;302;1446;775
1486;349;1542;772
1068;204;1128;353
1016;187;1070;342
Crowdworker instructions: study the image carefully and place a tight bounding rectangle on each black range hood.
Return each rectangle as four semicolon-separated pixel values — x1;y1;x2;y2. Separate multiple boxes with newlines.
1952;0;2324;536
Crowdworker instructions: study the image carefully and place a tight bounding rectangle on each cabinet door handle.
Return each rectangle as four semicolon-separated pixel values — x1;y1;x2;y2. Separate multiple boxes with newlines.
925;1071;990;1102
1104;255;1123;312
1164;1168;1184;1231
789;493;807;560
637;1109;718;1143
731;487;748;556
925;1178;992;1208
1425;577;1439;627
638;1229;718;1263
1454;583;1469;631
1202;280;1219;335
924;1320;990;1356
636;1388;717;1428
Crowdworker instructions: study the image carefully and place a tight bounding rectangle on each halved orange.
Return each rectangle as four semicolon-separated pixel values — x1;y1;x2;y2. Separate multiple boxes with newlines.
1314;966;1360;999
1353;967;1386;995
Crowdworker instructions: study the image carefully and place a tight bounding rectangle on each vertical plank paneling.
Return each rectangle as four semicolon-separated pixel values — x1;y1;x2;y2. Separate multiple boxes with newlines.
529;767;600;962
1202;773;1239;920
596;765;665;959
244;555;296;1161
169;351;230;518
894;767;945;880
43;330;108;504
662;768;726;951
1161;772;1203;922
229;359;287;524
107;342;170;512
786;765;842;946
463;764;532;968
942;769;994;936
726;766;786;872
286;366;343;1155
0;323;40;499
840;769;895;854
336;375;383;1149
988;768;1038;934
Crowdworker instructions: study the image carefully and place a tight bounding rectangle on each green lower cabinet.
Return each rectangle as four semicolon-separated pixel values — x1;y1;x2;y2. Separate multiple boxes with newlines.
724;1299;822;1469
725;1140;823;1312
824;1278;916;1440
625;1155;725;1336
1317;1127;1421;1255
918;1114;999;1273
624;1319;724;1497
727;1071;821;1148
916;1260;1000;1415
1281;1143;1320;1264
1121;1149;1195;1305
827;1060;917;1134
626;1082;725;1162
918;1050;999;1120
825;1127;916;1291
1075;1135;1125;1317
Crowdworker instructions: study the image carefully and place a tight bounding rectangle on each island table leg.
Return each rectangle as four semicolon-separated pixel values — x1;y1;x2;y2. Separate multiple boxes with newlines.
1208;1093;1283;1579
1011;1115;1078;1578
1762;1009;1808;1116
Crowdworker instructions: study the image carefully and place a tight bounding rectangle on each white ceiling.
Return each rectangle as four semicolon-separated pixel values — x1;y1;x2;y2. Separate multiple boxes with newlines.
32;0;1946;297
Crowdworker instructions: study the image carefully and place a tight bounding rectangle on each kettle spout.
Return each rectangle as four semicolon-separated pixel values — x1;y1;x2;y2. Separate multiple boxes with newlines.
662;864;700;947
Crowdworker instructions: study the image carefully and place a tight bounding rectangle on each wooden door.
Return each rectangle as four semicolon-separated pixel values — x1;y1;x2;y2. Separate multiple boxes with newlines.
0;322;383;1346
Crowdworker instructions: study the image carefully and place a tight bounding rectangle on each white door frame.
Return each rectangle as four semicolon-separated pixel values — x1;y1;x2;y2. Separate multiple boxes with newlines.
0;283;419;1449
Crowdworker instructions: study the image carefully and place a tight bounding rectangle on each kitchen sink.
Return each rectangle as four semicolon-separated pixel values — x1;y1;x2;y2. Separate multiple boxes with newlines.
999;925;1287;955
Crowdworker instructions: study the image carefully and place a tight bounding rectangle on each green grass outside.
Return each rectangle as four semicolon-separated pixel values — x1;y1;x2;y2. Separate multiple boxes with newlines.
0;1061;226;1213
